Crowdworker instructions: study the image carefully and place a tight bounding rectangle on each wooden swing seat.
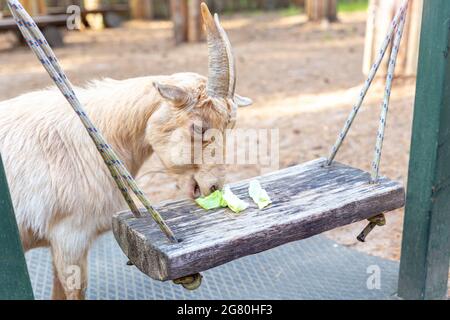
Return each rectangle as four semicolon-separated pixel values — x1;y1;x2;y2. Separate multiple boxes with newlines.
112;158;405;282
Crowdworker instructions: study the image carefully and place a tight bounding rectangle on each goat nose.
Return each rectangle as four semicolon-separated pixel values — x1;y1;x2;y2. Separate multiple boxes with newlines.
210;184;218;193
193;183;201;198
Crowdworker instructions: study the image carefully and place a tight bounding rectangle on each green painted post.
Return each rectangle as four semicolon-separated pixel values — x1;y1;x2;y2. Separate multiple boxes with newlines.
0;154;34;300
398;0;450;300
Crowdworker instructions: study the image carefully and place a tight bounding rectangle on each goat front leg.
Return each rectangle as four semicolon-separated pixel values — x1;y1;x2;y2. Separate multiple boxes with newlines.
51;261;67;300
51;237;89;300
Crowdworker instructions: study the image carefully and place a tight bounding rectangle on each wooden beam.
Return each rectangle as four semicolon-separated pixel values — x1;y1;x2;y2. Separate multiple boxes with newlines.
398;0;450;300
0;154;34;300
113;158;405;281
0;15;68;31
130;0;153;20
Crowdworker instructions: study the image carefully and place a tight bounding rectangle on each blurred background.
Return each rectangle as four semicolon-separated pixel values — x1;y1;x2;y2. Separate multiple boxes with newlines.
0;1;423;263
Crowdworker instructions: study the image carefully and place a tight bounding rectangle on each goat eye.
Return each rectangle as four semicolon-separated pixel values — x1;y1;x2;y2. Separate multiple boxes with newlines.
192;124;208;136
192;124;204;136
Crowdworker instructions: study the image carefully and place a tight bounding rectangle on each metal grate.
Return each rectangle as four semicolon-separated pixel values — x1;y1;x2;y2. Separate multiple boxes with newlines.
26;233;399;300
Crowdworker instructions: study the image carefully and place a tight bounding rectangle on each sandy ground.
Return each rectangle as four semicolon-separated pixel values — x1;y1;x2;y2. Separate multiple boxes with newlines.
0;11;418;263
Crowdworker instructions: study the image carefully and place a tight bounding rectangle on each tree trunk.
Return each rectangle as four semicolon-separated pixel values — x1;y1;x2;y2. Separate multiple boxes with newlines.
363;0;423;77
306;0;337;22
170;0;188;44
187;0;203;42
171;0;203;44
130;0;154;20
292;0;306;8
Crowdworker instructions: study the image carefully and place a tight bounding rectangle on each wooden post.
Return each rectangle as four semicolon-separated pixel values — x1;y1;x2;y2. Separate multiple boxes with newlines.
292;0;306;7
130;0;154;20
170;0;203;44
363;0;423;77
170;0;188;44
0;154;34;300
305;0;337;22
397;0;450;300
187;0;203;42
21;0;47;15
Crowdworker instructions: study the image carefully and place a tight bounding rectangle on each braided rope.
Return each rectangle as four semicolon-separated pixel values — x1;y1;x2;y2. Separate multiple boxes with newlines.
7;0;177;243
370;3;408;183
326;0;410;173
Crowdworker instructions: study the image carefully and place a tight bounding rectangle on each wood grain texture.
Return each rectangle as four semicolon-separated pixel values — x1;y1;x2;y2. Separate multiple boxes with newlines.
113;158;405;281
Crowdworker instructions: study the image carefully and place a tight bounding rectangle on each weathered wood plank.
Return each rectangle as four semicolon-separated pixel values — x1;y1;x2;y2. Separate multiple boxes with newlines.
113;158;405;281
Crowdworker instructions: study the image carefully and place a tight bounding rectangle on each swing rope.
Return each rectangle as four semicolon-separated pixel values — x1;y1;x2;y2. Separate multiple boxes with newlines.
7;0;178;243
326;0;410;183
6;0;409;243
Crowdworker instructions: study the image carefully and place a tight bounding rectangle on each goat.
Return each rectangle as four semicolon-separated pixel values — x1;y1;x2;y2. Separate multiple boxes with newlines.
0;3;251;299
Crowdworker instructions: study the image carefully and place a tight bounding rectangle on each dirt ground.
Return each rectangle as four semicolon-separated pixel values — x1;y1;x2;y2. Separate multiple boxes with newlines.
0;11;416;262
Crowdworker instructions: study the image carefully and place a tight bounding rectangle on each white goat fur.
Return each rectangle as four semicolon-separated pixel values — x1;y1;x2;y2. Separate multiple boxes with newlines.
0;73;230;299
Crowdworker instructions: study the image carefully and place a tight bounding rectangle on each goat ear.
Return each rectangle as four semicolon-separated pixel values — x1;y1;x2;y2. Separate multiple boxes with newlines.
234;94;253;107
154;82;189;106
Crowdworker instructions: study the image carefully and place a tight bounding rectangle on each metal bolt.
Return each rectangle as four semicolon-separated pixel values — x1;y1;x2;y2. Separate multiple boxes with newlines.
173;273;203;290
357;214;386;242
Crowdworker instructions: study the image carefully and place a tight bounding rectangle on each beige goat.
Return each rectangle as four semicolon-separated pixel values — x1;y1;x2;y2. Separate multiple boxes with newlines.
0;4;251;299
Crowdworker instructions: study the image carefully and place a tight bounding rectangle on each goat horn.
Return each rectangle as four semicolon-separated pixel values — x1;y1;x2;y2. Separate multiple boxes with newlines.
201;3;236;99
